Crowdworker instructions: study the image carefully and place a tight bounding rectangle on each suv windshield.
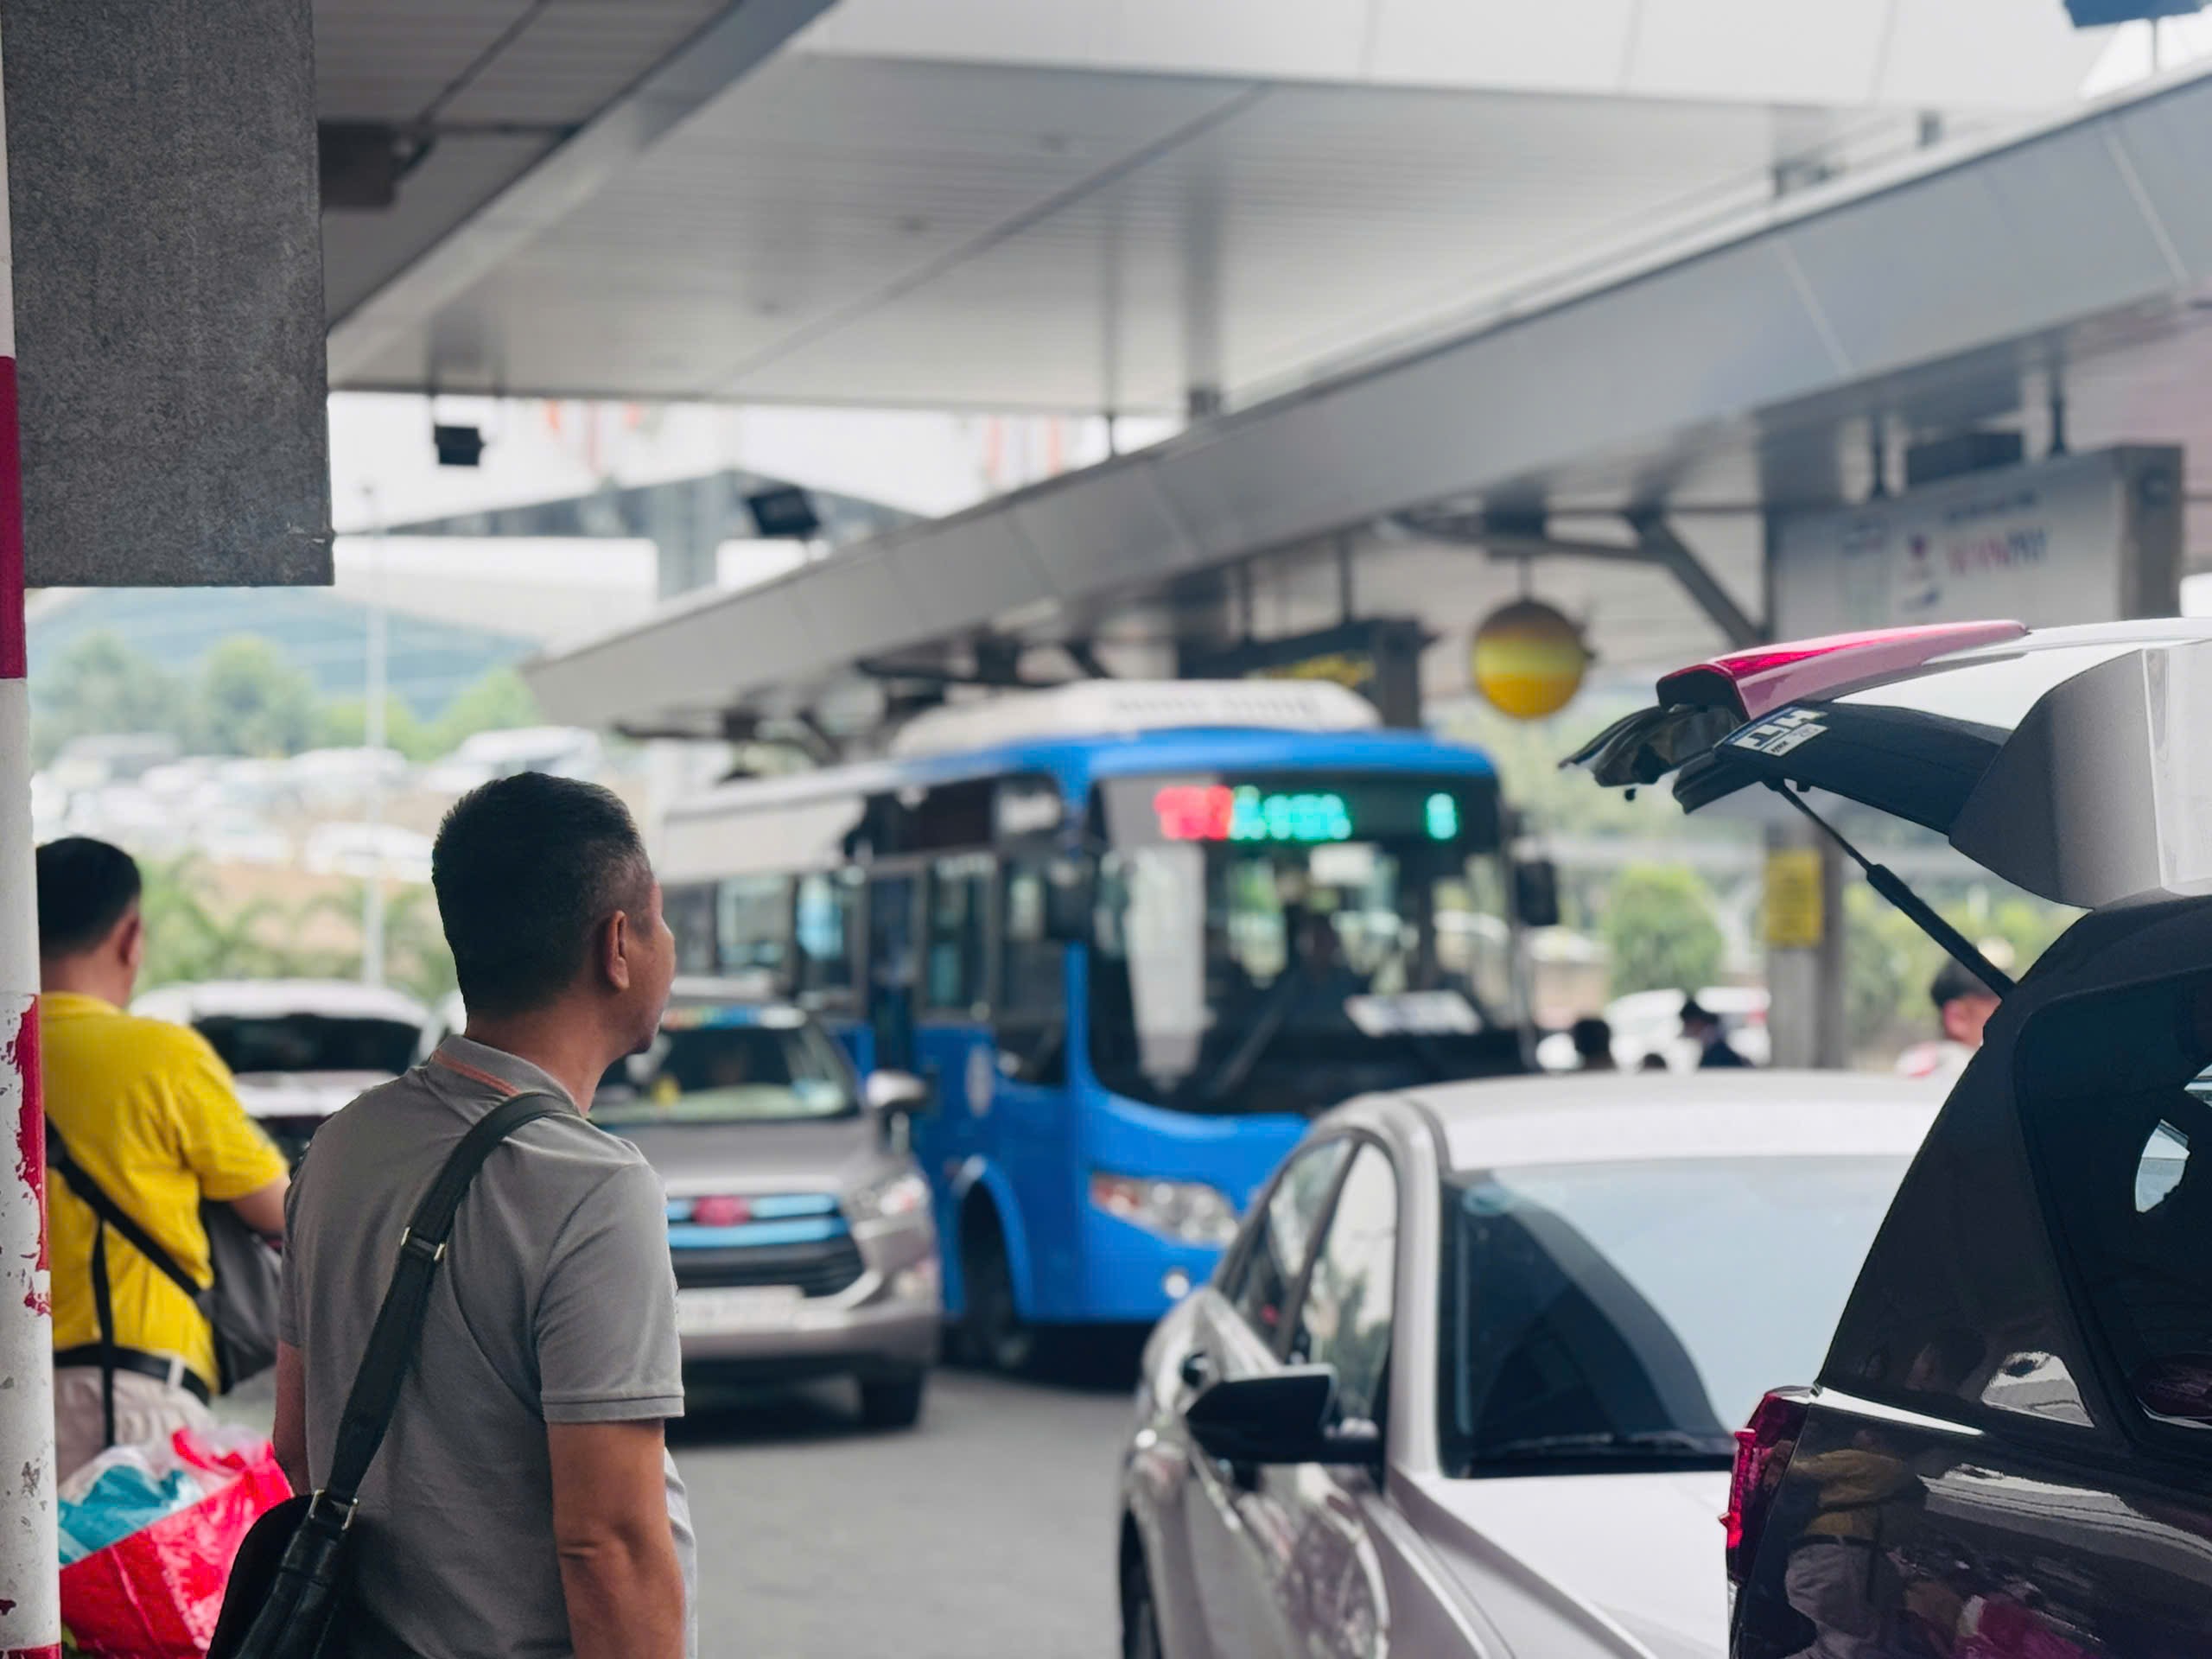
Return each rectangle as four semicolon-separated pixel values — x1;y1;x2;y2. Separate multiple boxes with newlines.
1440;1155;1909;1474
594;1015;859;1128
195;1014;422;1077
1090;773;1523;1116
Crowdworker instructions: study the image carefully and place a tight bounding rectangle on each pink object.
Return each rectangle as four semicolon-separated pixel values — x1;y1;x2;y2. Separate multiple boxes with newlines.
1657;621;2030;720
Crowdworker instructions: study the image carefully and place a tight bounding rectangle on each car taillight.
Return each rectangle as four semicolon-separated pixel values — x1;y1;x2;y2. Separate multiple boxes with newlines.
1723;1388;1810;1590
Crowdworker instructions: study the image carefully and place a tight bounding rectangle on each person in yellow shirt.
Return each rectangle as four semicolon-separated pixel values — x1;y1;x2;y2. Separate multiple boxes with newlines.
37;837;289;1479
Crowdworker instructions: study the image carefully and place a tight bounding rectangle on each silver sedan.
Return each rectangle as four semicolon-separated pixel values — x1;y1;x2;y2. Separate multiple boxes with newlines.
1117;1070;1941;1658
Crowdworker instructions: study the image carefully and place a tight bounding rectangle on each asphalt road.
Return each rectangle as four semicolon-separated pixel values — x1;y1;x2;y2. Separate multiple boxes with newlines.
675;1367;1133;1658
218;1363;1137;1658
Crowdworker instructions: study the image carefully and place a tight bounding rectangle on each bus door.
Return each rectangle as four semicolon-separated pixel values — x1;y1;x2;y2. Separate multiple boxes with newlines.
988;857;1077;1319
912;855;996;1247
866;871;918;1076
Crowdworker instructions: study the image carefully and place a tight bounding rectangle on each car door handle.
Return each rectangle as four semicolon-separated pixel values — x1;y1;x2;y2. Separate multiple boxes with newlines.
1180;1351;1216;1392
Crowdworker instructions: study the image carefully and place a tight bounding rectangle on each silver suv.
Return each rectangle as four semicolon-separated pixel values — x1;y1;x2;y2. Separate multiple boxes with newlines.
597;987;942;1429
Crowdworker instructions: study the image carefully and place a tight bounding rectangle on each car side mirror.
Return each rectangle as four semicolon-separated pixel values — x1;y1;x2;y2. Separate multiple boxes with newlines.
1513;858;1560;930
866;1069;934;1119
1185;1365;1382;1468
1044;857;1093;943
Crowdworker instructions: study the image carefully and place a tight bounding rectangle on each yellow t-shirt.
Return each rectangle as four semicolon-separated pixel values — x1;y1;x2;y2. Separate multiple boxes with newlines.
42;991;287;1389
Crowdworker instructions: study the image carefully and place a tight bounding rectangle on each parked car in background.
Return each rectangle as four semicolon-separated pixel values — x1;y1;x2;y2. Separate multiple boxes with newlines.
286;746;410;811
1566;618;2212;1657
421;725;605;796
599;984;942;1429
302;820;435;883
1119;1071;1940;1659
133;979;431;1165
1536;986;1770;1072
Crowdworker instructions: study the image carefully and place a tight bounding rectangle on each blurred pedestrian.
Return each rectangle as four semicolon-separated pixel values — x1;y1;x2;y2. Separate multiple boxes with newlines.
1897;960;2000;1084
274;774;693;1659
37;836;289;1480
1570;1016;1617;1071
1681;995;1750;1069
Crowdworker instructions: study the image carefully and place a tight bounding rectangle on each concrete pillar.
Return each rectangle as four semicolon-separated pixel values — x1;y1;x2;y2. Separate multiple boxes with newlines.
1758;508;1848;1069
1764;822;1850;1069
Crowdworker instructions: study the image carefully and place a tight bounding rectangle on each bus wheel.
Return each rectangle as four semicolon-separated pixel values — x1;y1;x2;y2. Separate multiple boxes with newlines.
961;1217;1035;1376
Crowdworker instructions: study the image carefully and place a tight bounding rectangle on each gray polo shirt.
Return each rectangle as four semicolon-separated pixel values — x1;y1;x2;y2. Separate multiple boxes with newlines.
280;1037;696;1659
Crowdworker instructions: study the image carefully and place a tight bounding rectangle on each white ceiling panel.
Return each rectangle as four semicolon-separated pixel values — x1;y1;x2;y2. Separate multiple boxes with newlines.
796;0;2108;110
1625;0;1894;107
1363;0;1643;97
353;57;1962;410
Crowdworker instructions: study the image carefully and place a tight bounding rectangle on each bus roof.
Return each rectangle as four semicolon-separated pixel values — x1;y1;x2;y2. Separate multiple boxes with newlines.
887;680;1378;756
658;716;1497;881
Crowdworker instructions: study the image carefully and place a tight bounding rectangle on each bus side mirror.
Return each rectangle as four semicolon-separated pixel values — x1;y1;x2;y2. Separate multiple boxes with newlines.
1514;859;1560;930
1044;859;1093;943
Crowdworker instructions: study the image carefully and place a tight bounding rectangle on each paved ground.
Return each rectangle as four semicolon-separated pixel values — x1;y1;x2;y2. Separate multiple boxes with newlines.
218;1364;1136;1659
675;1368;1133;1659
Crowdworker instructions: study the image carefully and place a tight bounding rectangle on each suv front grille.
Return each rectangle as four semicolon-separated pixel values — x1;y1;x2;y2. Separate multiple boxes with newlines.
671;1234;865;1298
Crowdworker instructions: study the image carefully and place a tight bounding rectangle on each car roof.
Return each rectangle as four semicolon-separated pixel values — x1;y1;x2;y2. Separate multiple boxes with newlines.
133;979;431;1024
1394;1071;1944;1174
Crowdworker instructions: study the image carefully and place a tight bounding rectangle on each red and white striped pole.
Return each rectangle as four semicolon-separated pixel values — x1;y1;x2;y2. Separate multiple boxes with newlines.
0;20;60;1659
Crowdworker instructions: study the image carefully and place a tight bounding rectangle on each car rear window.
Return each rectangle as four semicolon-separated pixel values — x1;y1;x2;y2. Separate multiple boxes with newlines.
195;1014;421;1078
1440;1155;1910;1474
2018;973;2212;1446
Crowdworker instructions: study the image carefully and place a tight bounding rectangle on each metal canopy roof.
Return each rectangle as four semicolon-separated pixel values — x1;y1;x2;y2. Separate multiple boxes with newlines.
317;0;2108;410
524;60;2212;735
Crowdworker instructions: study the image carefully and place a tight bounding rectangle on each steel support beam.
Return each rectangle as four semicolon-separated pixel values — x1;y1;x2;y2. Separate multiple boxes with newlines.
1415;512;1765;650
327;0;835;385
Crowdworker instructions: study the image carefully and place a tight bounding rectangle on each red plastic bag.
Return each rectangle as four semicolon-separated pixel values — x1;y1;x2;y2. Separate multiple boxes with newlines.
60;1429;292;1658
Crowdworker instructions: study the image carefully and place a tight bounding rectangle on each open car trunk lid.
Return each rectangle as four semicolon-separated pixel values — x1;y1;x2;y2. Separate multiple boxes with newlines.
1567;620;2212;909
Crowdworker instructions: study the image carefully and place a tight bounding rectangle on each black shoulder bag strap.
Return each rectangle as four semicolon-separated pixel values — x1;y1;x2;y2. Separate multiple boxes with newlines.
212;1090;568;1659
322;1090;569;1510
47;1126;207;1448
46;1126;205;1300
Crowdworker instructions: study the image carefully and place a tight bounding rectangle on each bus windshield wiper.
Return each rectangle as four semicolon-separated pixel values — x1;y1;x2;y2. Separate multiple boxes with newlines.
1478;1429;1737;1465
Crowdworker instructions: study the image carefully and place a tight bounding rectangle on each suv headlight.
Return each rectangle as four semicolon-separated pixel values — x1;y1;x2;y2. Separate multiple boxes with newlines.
1090;1172;1239;1246
849;1170;931;1224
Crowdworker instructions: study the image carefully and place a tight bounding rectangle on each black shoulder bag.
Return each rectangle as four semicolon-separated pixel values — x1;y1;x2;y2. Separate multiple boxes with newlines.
209;1091;567;1659
47;1126;284;1404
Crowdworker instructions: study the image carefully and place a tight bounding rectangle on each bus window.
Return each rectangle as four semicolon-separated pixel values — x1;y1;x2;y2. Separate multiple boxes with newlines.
925;855;993;1016
716;874;791;978
997;861;1068;1081
664;883;717;977
793;871;858;1002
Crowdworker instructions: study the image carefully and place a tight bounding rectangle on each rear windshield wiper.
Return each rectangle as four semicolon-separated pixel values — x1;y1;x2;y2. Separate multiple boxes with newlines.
1477;1429;1738;1466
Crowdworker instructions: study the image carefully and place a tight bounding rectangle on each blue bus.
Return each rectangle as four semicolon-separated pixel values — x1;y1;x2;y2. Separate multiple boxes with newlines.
656;681;1550;1369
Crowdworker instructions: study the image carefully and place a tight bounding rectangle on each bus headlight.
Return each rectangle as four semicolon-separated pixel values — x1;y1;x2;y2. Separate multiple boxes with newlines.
849;1171;931;1223
1090;1173;1239;1246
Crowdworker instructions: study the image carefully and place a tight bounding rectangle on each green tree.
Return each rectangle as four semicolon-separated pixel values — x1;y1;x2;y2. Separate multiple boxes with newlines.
1845;880;2080;1058
197;636;317;757
1600;864;1726;997
428;667;539;758
137;858;351;990
315;695;434;762
31;632;192;764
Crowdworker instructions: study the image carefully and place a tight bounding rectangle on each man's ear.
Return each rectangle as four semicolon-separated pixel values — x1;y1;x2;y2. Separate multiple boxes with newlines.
603;908;634;993
116;908;146;975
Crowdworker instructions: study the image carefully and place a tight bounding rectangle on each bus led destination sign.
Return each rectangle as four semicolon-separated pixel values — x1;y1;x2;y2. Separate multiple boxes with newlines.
1152;783;1463;845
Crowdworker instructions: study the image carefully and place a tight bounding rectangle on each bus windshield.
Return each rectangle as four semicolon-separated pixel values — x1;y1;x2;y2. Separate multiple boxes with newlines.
1089;773;1522;1116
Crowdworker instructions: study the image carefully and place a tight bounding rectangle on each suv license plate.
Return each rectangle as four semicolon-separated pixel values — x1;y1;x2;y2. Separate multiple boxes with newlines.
676;1287;803;1335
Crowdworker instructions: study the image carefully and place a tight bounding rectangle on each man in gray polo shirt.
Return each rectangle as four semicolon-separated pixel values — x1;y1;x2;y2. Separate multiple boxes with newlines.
274;774;692;1659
